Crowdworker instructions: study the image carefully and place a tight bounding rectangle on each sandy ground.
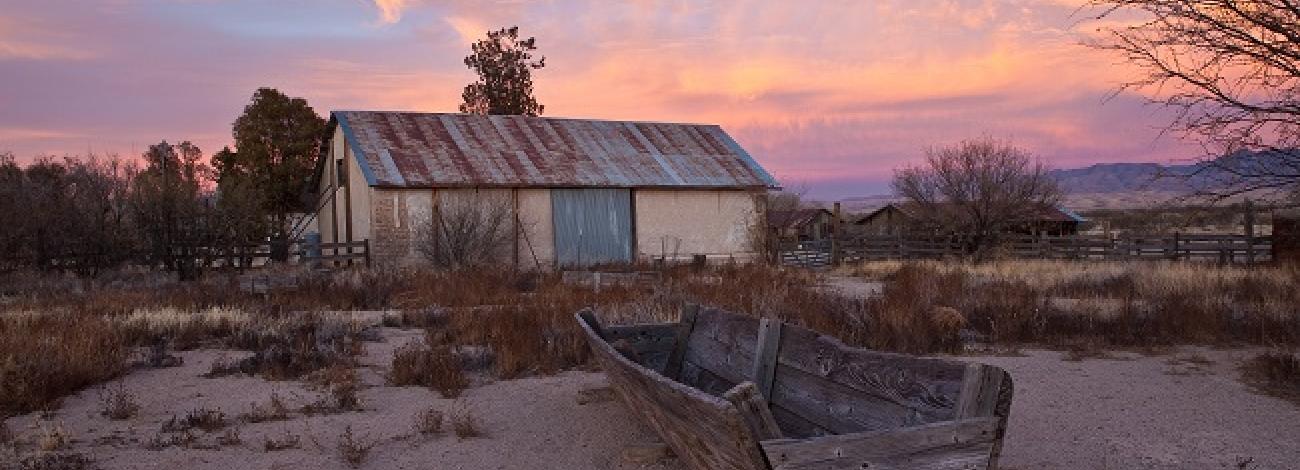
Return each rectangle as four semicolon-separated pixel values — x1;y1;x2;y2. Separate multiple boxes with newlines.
2;328;680;470
982;347;1300;470
4;328;1297;470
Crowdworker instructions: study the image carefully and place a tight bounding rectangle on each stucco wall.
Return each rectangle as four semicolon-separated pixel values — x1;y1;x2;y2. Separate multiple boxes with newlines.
370;188;433;266
634;189;761;262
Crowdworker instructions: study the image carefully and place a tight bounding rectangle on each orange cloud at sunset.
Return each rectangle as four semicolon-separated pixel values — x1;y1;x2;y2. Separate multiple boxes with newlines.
0;0;1198;198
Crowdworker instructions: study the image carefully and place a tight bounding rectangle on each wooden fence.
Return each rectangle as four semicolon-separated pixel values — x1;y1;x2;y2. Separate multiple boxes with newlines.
779;233;1273;268
171;239;370;270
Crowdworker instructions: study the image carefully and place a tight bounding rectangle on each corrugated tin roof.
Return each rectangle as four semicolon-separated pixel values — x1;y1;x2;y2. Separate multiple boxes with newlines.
768;209;832;229
331;111;777;189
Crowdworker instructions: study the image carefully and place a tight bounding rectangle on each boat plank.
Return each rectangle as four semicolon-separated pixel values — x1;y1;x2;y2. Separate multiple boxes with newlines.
775;325;966;419
578;310;769;470
761;417;999;470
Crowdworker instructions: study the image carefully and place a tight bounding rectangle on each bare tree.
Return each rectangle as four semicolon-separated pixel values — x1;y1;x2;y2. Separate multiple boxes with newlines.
893;138;1062;258
416;201;514;270
1089;1;1300;199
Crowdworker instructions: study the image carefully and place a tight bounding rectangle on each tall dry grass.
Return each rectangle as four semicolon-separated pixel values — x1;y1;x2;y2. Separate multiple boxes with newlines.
848;260;1300;351
0;313;129;414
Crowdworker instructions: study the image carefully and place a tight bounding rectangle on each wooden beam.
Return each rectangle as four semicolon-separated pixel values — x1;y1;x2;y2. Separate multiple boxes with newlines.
663;304;700;381
724;381;784;441
761;417;1000;470
751;318;783;400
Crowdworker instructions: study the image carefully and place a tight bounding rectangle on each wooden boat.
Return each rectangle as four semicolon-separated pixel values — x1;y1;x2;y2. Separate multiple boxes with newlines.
576;305;1014;470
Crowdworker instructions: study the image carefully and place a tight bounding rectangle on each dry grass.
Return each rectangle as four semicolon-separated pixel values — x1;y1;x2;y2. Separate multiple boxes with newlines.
262;429;301;451
388;341;468;398
0;313;128;414
96;381;140;420
450;406;482;439
335;425;377;468
846;260;1300;352
1240;351;1300;404
239;393;290;423
162;407;227;433
9;451;93;470
36;422;70;452
412;407;444;436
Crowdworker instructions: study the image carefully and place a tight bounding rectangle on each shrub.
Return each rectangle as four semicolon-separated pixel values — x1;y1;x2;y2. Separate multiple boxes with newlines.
412;407;444;436
97;382;140;420
239;393;290;423
1240;351;1300;403
335;425;377;468
162;407;226;433
388;341;467;398
450;407;482;439
262;429;301;451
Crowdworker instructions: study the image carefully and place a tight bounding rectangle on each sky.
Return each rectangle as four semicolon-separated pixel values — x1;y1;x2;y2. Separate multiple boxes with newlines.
0;0;1201;199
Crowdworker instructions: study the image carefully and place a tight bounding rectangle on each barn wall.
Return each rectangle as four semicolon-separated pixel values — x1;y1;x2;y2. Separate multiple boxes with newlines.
516;188;555;269
367;187;555;269
369;188;432;266
634;189;760;262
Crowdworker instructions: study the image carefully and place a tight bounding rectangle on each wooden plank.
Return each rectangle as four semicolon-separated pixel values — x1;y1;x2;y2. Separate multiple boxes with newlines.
724;382;784;441
774;325;967;419
751;318;783;400
663;304;700;381
578;309;608;340
954;364;1004;419
761;417;1000;470
576;312;770;470
768;362;937;435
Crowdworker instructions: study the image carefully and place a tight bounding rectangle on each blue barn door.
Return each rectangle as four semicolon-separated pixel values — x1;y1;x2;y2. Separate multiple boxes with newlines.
552;189;633;266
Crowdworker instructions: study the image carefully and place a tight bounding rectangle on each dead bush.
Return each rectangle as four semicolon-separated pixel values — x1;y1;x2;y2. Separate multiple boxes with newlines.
239;393;290;423
162;407;226;433
1240;351;1300;404
388;341;467;398
97;382;140;420
415;200;514;270
262;429;300;452
412;407;444;436
37;422;70;452
335;425;377;468
216;427;242;447
450;406;482;439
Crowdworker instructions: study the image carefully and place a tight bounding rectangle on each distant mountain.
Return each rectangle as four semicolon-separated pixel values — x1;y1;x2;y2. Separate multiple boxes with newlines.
829;151;1294;212
1049;162;1195;194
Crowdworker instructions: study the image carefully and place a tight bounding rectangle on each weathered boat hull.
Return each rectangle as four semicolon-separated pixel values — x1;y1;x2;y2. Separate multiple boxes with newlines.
577;305;1013;470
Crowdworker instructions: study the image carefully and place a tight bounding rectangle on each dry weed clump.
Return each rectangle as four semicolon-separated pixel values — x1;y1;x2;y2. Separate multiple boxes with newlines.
262;429;301;451
97;382;140;420
161;407;227;433
412;407;444;436
37;422;70;452
1240;351;1300;404
388;341;467;398
450;406;482;439
335;425;377;468
239;393;290;423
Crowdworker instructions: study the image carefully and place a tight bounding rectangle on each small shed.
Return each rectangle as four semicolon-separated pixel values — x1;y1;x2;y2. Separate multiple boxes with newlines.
767;208;834;241
855;202;1087;236
312;111;779;268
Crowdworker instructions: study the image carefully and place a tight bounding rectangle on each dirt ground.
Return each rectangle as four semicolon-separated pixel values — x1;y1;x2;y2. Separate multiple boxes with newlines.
4;329;1297;470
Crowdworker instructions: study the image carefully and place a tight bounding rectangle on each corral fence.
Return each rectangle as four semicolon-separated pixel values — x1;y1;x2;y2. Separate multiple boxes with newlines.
779;233;1273;268
169;238;371;272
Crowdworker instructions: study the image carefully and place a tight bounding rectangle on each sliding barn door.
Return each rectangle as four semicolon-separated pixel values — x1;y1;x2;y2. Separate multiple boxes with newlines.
551;188;633;266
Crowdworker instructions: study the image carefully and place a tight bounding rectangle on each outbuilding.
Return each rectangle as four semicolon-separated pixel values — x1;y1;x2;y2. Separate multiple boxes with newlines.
312;111;778;268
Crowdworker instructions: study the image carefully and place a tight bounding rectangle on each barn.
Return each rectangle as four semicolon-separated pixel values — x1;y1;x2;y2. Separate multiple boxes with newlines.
311;111;778;268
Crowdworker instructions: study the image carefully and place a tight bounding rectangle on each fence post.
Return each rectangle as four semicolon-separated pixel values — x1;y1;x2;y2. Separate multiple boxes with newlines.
830;202;842;266
1244;199;1256;264
364;239;372;267
1169;232;1180;260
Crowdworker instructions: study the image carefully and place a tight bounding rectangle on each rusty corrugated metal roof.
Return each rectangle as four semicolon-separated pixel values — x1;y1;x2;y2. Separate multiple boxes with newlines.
331;111;777;189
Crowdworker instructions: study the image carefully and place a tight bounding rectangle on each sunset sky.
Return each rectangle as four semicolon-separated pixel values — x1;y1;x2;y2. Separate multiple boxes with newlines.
0;0;1199;198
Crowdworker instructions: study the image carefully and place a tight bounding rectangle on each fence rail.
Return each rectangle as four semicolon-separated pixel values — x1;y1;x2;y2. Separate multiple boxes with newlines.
779;233;1273;268
171;238;371;270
